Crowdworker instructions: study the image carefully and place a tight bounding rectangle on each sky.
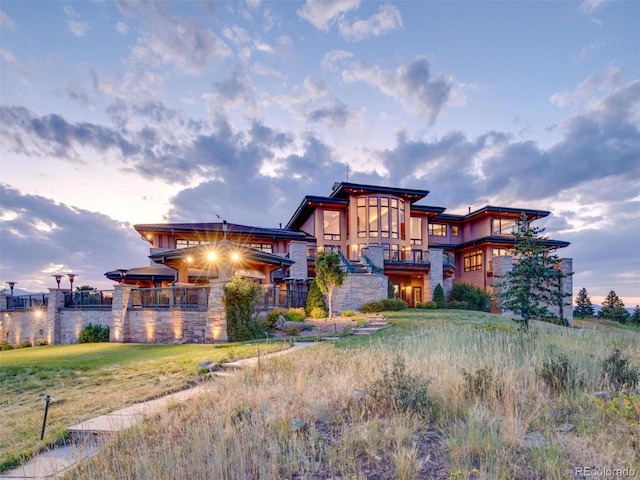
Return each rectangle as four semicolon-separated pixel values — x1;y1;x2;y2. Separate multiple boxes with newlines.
0;0;638;307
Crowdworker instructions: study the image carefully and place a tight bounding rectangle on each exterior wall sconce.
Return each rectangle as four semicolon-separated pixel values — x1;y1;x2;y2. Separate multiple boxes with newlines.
208;252;217;261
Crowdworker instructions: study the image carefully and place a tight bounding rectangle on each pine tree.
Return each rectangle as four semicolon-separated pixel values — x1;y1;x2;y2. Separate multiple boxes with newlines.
599;290;630;324
574;287;595;318
305;279;327;317
495;213;570;330
631;305;640;326
433;283;446;309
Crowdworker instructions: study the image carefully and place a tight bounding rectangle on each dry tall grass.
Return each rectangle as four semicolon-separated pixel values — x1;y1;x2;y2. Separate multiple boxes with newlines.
72;314;639;479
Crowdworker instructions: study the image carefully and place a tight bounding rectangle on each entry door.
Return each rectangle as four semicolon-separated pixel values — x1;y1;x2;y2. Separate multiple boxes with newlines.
412;287;422;306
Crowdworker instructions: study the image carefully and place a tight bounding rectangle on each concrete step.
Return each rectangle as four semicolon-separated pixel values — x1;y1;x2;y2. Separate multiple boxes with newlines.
351;327;384;335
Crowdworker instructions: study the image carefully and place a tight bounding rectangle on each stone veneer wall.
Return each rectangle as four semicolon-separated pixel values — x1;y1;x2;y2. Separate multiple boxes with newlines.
288;241;309;279
58;310;112;344
0;309;48;345
125;310;207;343
426;248;443;300
331;274;388;312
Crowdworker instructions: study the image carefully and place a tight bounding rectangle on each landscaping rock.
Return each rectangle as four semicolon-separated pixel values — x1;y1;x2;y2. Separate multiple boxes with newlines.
591;391;609;400
275;315;286;330
197;360;212;368
559;422;575;433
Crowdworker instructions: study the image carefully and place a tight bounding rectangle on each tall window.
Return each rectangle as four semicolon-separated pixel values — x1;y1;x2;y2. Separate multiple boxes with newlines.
357;198;366;238
428;223;447;236
323;210;340;241
492;218;518;235
380;197;389;238
368;197;379;237
464;250;483;272
451;225;460;236
410;217;423;245
391;198;399;239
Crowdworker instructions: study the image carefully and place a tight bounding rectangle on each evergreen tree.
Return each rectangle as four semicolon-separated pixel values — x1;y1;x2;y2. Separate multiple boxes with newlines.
574;287;595;318
314;251;347;319
495;213;570;330
433;283;446;309
305;279;327;317
599;290;630;324
631;305;640;326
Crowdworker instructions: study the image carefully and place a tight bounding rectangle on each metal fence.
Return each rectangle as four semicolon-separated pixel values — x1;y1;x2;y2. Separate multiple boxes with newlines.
5;294;48;310
130;286;210;310
64;290;114;308
256;287;308;311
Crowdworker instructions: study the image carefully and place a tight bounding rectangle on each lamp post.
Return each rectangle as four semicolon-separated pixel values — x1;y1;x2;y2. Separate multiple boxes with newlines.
116;269;129;285
67;274;76;306
6;282;16;296
52;275;63;289
222;219;228;241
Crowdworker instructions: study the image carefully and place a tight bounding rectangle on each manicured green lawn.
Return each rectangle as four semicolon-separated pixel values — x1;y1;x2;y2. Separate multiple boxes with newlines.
0;341;289;472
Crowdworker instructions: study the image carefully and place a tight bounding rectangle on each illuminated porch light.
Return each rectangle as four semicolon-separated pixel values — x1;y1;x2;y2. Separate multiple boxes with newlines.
207;251;217;261
186;256;193;263
231;252;240;262
145;234;153;241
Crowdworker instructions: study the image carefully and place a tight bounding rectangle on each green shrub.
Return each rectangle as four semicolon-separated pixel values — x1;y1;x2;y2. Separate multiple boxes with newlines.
602;348;639;390
449;282;491;312
448;300;469;310
285;308;306;322
366;355;431;416
415;301;437;309
16;341;33;349
78;324;110;343
0;342;14;351
223;276;266;342
538;354;584;394
360;298;408;313
341;309;356;317
305;279;326;317
433;284;446;309
36;339;48;346
284;325;300;336
266;308;288;328
308;306;326;319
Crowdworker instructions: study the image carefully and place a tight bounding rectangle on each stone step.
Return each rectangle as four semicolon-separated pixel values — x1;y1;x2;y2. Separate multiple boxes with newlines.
351;327;384;335
366;322;387;327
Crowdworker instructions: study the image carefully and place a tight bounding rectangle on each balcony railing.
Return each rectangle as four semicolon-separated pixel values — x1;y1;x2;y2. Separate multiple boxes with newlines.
64;290;114;308
384;249;431;263
5;294;48;311
130;286;210;310
256;286;308;311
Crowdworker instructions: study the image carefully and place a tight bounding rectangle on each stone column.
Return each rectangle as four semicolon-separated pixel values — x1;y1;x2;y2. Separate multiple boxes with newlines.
363;245;384;271
288;241;308;279
559;258;574;326
206;279;227;343
46;289;66;344
428;248;443;300
110;285;137;342
491;256;514;315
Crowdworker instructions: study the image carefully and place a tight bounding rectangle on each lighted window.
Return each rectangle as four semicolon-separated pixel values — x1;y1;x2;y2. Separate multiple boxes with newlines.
451;225;460;236
428;223;447;236
176;239;206;249
368;197;379;237
391;198;399;239
380;197;389;238
492;247;512;257
410;217;423;245
249;243;273;253
323;210;341;241
492;218;518;235
464;250;483;272
357;198;367;238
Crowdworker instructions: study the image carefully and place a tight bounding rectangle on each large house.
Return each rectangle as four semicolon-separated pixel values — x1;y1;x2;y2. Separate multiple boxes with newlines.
106;182;571;312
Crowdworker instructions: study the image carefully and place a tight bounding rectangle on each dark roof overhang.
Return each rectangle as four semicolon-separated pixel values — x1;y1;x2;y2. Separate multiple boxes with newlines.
285;196;349;230
454;235;570;251
410;205;447;218
329;182;429;203
135;222;307;243
462;206;550;221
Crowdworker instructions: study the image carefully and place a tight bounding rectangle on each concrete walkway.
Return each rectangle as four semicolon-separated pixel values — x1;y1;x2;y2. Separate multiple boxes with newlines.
0;342;316;480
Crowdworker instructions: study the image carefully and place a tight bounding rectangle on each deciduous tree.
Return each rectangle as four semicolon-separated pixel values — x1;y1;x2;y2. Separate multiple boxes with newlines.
314;251;347;319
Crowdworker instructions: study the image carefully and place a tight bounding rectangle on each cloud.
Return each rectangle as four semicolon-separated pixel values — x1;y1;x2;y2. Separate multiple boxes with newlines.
203;66;257;112
63;5;90;37
298;0;360;31
0;184;147;292
0;10;16;30
343;56;454;124
125;2;231;75
116;21;129;35
549;65;621;108
580;0;609;14
321;49;353;71
339;4;402;42
307;99;357;128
